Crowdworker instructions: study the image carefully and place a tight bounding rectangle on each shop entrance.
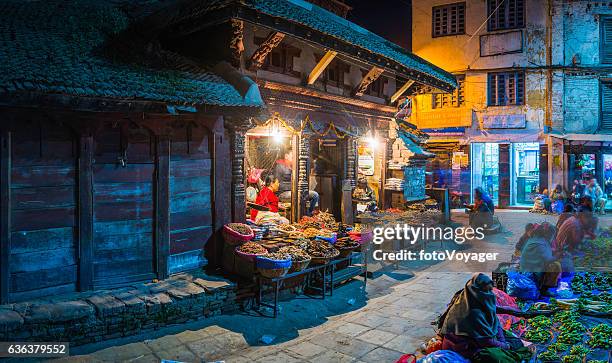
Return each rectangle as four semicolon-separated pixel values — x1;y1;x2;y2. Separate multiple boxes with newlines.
471;143;499;205
604;154;612;210
310;138;345;221
511;143;540;206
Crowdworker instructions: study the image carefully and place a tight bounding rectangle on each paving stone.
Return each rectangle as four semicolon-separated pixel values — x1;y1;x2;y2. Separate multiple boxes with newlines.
213;331;248;351
0;309;23;330
355;328;397;345
176;329;209;344
309;349;356;363
254;351;302;363
186;339;225;361
193;278;234;292
333;322;371;337
383;334;422;353
309;331;378;359
165;281;206;300
360;346;404;362
112;343;153;361
143;335;184;352
126;353;159;363
112;292;146;314
284;340;327;359
86;295;126;318
154;348;199;363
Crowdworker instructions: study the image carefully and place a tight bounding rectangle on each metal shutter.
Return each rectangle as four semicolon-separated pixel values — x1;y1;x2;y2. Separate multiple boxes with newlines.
602;19;612;64
602;82;612;131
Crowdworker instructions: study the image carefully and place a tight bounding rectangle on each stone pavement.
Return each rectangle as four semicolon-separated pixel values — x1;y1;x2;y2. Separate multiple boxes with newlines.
52;210;611;363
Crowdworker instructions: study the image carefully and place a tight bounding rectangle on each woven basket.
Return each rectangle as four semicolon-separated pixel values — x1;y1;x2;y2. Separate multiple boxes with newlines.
309;249;340;265
223;224;254;246
258;266;291;278
336;242;360;257
235;248;266;263
289;257;311;273
256;255;292;278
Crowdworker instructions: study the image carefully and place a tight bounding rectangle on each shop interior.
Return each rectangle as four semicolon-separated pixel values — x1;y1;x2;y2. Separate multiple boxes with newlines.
471;142;500;204
605;154;612;210
511;142;540;206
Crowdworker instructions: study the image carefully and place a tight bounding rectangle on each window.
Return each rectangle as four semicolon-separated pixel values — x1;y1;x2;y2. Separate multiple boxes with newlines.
487;72;524;106
601;82;612;131
324;59;350;87
432;2;466;37
433;75;465;108
255;37;301;76
601;17;612;64
487;0;525;31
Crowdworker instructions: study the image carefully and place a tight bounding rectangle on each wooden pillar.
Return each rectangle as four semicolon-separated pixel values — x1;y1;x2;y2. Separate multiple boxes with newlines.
345;137;357;189
155;135;170;280
297;132;311;219
77;134;94;291
539;143;549;193
228;120;250;222
0;130;10;303
211;117;231;267
498;144;510;208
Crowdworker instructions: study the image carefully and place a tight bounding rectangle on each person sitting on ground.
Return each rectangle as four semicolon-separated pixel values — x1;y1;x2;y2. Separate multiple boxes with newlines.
555;203;575;231
250;175;280;221
553;206;598;255
438;274;510;359
466;187;495;229
572;179;586;204
519;222;561;295
513;223;537;259
550;184;566;214
585;177;607;215
353;178;378;212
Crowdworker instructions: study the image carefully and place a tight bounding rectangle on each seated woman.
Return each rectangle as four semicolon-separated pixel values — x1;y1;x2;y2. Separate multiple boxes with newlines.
519;222;561;295
353;178;378;212
466;187;495;229
438;274;510;359
512;223;537;259
550;184;566;214
250;175;280;221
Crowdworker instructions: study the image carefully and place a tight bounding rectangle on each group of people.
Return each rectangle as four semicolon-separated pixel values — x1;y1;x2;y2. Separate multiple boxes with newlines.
535;178;607;215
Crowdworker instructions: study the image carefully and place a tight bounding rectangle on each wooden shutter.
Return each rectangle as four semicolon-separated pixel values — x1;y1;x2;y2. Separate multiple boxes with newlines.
602;19;612;64
601;82;612;131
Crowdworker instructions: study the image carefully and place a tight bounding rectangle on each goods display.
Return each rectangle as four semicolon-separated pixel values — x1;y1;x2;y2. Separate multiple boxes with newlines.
277;246;310;262
256;253;292;278
306;239;339;264
236;242;267;255
223;223;254;245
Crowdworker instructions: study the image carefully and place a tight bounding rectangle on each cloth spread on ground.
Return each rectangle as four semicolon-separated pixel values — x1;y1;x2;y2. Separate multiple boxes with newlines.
470;347;532;363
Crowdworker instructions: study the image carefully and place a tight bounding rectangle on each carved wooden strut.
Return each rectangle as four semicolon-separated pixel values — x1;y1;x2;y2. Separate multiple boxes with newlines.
230;19;244;66
297;132;311;218
353;67;384;97
249;32;286;69
228;118;251;222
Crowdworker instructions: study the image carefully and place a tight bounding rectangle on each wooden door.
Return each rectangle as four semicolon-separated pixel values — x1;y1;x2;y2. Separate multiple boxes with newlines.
9;121;78;301
92;124;155;287
168;123;213;273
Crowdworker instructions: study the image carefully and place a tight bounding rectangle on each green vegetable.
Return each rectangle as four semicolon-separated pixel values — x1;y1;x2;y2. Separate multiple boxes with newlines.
562;355;581;363
569;344;590;357
538;348;559;362
587;323;612;349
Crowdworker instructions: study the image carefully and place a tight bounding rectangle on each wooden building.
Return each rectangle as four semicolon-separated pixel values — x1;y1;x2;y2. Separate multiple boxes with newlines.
0;0;264;303
0;0;457;303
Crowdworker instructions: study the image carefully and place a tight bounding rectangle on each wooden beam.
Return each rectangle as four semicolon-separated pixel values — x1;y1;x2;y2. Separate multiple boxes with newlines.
353;67;384;97
155;135;170;280
230;19;244;67
77;134;94;291
248;32;285;69
0;130;10;303
210;117;230;268
307;50;337;85
390;80;415;104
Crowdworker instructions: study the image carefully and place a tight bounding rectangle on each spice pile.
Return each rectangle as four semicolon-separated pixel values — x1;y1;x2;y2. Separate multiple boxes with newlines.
261;252;291;261
226;223;252;235
278;246;310;262
306;240;338;258
334;238;360;250
236;242;267;255
357;208;441;227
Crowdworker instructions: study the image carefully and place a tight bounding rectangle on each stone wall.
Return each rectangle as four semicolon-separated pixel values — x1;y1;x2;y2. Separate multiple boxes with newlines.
0;273;237;346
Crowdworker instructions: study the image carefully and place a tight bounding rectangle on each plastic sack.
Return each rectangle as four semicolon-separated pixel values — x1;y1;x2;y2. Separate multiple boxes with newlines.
506;271;539;300
417;350;469;363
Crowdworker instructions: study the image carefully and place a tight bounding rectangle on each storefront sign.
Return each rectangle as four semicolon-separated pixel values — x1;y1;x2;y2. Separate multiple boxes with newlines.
483;114;526;129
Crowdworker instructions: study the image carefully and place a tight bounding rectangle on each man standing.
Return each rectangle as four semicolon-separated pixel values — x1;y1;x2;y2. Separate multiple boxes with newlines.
585;177;607;214
274;149;319;216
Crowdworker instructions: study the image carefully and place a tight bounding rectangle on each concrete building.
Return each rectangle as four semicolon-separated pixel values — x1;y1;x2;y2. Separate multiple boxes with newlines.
411;0;612;212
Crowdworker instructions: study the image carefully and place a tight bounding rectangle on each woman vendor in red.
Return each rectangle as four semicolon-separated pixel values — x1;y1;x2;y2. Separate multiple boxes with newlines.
250;175;280;221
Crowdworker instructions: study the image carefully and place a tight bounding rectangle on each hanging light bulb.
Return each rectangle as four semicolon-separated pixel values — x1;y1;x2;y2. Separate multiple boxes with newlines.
271;118;283;144
367;131;378;150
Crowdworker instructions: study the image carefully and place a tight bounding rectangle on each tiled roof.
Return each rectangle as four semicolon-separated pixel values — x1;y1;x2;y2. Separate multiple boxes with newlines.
241;0;456;89
0;0;263;108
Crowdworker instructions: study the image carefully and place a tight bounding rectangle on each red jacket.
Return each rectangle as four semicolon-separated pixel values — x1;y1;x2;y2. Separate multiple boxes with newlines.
250;187;279;221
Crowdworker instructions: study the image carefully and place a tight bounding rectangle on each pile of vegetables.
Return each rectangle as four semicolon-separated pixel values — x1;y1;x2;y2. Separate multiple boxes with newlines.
587;323;612;349
524;316;553;343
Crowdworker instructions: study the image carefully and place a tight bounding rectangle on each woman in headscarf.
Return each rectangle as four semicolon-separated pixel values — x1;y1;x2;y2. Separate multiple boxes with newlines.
438;273;509;359
466;187;495;229
519;222;561;295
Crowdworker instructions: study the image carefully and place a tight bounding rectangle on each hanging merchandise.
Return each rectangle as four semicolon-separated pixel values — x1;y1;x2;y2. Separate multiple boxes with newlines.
252;112;358;139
